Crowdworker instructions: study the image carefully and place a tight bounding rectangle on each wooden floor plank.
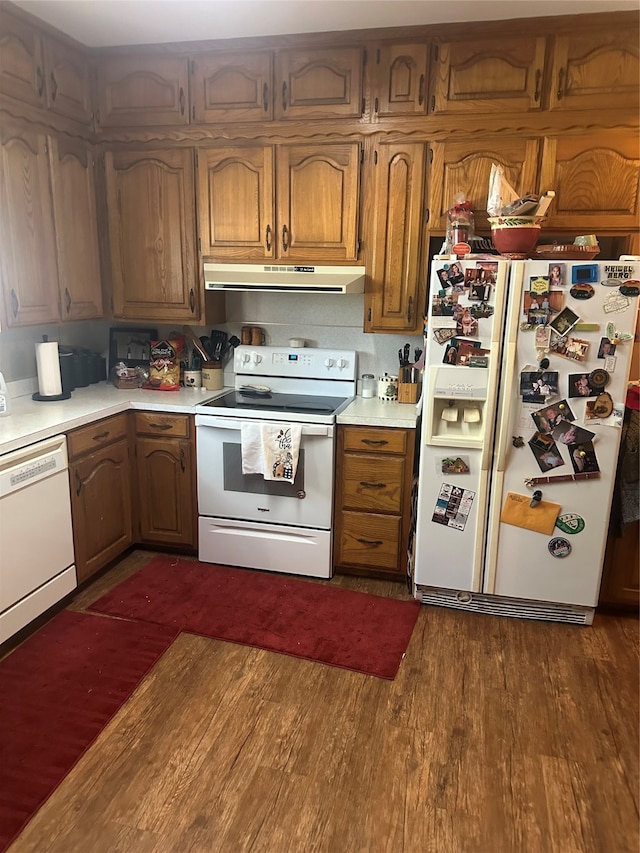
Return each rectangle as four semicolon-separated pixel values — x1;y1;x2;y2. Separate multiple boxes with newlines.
7;549;639;853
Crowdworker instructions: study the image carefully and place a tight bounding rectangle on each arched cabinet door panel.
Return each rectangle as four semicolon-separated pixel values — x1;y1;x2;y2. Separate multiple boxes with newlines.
191;52;273;123
96;55;189;127
275;47;363;120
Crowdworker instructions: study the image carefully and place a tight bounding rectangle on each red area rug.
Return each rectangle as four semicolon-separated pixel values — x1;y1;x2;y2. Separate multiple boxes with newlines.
0;610;178;853
89;555;420;680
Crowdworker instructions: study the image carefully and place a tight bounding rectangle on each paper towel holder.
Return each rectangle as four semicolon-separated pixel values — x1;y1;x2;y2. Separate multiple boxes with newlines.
32;335;71;401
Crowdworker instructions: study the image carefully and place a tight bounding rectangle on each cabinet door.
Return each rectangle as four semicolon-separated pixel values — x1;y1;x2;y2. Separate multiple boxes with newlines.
0;10;45;107
49;137;102;321
70;437;133;584
136;436;196;548
372;43;428;118
540;133;640;231
550;32;639;112
96;55;189;127
43;36;93;124
191;51;273;123
431;37;546;114
367;142;426;333
197;145;275;260
275;142;361;261
0;126;59;327
275;46;363;120
429;138;540;232
106;148;200;321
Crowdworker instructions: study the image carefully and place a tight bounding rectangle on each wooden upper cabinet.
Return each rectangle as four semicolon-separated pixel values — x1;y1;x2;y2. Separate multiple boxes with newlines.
275;142;361;261
549;31;640;112
96;55;189;127
540;132;640;231
48;137;102;321
372;43;429;118
105;148;200;321
0;9;45;107
429;137;540;232
191;51;273;122
431;36;546;114
0;126;59;327
367;142;426;334
274;46;363;120
43;37;93;124
197;146;274;260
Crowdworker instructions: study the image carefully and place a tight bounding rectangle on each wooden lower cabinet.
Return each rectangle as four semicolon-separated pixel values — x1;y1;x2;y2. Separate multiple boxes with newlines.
68;414;133;584
333;425;414;579
133;412;197;549
599;521;640;608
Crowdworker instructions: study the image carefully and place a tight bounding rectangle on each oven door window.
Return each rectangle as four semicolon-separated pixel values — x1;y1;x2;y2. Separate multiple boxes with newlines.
223;443;305;496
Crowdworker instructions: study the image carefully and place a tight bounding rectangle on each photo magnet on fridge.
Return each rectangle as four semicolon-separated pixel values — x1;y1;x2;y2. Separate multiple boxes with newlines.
549;336;590;362
551;421;596;447
549;306;580;337
448;262;465;285
531;400;575;434
569;373;598;398
548;263;566;287
569;441;599;474
436;268;453;289
597;337;617;359
528;433;565;473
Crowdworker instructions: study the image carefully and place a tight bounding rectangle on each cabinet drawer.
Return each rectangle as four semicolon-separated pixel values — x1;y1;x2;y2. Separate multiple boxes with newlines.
342;455;404;513
134;412;191;438
342;426;408;454
337;511;401;570
67;413;128;460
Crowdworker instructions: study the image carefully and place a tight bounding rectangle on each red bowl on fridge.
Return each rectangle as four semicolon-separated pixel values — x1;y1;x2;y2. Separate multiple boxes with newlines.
488;216;541;258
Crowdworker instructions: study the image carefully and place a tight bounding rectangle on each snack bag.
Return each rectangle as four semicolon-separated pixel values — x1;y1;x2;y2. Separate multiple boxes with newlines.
144;337;184;391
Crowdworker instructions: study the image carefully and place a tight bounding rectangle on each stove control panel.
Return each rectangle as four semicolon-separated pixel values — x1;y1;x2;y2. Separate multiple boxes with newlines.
234;346;357;380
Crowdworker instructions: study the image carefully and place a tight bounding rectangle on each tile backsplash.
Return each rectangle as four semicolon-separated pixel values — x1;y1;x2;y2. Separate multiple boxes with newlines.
0;293;424;388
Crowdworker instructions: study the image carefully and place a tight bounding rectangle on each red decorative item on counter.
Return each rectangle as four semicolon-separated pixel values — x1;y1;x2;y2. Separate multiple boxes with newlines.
446;194;475;251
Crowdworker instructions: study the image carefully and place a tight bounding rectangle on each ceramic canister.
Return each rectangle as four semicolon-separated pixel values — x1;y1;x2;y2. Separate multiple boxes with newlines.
378;373;398;401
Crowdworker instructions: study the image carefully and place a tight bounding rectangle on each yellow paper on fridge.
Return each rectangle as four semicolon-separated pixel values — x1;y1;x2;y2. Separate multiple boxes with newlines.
500;492;561;535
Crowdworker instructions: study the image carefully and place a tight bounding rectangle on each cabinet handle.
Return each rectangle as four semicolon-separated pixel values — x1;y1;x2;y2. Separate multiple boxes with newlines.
407;295;414;323
361;439;388;446
75;470;82;496
148;422;172;431
282;81;288;111
93;431;109;441
534;69;541;102
282;224;289;251
64;287;71;313
265;224;272;251
36;66;44;97
357;538;383;547
263;82;269;111
180;448;186;472
50;72;58;101
10;288;18;318
418;74;425;106
557;67;565;101
360;481;386;489
430;94;435;112
189;288;195;313
179;87;185;115
374;96;379;113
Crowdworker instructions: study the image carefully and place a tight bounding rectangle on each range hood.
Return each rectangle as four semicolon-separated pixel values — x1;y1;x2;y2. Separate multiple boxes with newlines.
203;263;366;294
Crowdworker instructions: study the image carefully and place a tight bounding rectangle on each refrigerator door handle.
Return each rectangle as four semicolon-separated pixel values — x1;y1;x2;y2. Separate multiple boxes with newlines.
494;262;525;474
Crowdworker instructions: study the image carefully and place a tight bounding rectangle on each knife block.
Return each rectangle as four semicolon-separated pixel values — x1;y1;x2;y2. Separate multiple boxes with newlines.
397;372;419;404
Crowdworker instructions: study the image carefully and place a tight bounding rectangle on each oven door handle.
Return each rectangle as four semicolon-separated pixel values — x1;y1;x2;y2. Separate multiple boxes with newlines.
196;417;332;437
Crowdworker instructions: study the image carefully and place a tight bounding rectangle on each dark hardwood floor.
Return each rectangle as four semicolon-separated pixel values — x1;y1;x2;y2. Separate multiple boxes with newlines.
9;549;639;852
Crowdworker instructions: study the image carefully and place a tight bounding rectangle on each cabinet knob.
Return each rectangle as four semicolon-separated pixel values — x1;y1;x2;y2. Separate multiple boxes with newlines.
10;288;18;318
265;224;272;251
189;288;195;313
534;69;541;102
263;82;269;112
357;538;383;548
64;287;71;314
418;74;425;106
282;224;289;251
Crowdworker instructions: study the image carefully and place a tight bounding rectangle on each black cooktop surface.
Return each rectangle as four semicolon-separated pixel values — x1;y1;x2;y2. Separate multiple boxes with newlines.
202;389;348;415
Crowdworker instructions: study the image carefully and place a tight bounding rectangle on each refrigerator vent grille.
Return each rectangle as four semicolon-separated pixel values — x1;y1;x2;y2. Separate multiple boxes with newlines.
417;587;592;625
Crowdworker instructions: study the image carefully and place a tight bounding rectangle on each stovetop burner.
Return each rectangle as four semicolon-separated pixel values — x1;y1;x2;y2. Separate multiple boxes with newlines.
201;389;349;416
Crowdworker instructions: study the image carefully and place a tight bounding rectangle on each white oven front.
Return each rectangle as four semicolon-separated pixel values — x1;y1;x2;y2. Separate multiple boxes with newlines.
195;415;336;578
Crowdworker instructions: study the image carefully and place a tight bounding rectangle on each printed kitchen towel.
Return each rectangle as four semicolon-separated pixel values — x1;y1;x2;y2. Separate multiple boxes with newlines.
241;422;301;483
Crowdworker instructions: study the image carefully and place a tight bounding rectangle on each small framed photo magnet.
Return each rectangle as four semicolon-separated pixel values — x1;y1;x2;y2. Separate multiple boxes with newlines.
568;373;598;398
531;400;575;434
549;306;580;337
528;432;565;473
571;264;598;284
548;263;566;287
597;337;616;359
550;336;590;362
569;441;599;474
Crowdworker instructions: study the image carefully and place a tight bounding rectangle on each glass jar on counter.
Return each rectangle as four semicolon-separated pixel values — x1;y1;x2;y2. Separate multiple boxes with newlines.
361;374;376;398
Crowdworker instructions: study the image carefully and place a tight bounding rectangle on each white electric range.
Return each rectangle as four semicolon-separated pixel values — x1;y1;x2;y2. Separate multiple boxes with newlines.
195;345;357;578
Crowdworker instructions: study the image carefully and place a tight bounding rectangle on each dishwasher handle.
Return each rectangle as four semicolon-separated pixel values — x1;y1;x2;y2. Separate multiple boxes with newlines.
0;434;69;498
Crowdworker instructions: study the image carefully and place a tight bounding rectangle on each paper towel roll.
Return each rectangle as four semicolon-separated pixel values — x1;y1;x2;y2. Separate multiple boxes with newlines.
36;341;63;396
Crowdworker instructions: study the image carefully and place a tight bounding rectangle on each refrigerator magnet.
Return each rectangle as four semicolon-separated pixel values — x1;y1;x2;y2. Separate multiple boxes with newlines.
549;306;580;337
603;292;631;314
548;537;571;558
529;275;550;295
606;322;634;344
549;336;590;362
555;513;586;535
570;283;595;300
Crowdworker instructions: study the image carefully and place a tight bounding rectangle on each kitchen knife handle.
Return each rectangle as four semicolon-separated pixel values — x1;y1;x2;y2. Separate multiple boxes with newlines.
265;224;272;251
282;224;289;251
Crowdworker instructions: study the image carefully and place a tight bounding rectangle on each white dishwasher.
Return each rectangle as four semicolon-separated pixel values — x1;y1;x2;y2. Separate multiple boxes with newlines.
0;434;77;644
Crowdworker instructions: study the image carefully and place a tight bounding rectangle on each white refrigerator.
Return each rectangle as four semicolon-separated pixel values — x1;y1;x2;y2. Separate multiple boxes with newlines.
413;255;639;624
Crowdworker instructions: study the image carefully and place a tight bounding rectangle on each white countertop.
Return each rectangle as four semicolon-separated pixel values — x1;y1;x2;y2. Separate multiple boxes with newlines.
337;395;420;429
0;384;419;456
0;383;230;455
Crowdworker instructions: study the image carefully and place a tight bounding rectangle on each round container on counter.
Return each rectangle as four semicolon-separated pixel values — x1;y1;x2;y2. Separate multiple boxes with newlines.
202;361;223;391
360;374;376;398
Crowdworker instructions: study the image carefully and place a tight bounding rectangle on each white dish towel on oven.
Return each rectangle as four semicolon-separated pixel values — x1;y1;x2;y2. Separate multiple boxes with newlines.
241;422;302;483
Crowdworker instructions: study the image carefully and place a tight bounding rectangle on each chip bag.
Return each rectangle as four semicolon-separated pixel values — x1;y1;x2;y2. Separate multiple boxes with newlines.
144;336;184;391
